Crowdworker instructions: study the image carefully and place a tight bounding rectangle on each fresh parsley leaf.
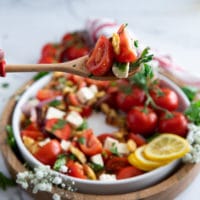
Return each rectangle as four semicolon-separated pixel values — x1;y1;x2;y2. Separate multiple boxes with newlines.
58;77;66;85
89;163;104;172
49;100;61;107
52;119;67;131
76;120;88;131
69;154;76;160
33;72;49;81
134;40;139;48
0;172;16;190
146;133;160;142
110;144;119;156
1;83;9;88
53;154;67;171
181;86;197;102
185;100;200;125
77;137;86;145
6;125;17;149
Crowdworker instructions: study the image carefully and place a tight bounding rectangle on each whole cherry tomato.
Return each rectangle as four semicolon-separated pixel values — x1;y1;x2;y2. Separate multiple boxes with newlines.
41;43;57;58
79;129;103;156
116;166;144;180
34;139;61;165
158;112;188;137
127;106;158;137
150;87;178;111
106;156;129;172
114;24;138;63
86;35;113;76
116;86;146;112
45;119;71;140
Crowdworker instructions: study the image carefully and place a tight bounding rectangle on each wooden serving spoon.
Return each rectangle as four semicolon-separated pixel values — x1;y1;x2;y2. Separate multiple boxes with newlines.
3;55;140;81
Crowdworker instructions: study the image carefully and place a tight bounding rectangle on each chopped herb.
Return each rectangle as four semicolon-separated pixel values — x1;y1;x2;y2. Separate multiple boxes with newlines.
110;81;117;87
1;83;9;88
134;40;139;48
52;119;67;131
69;154;76;160
0;172;16;190
58;77;66;85
181;86;197;102
76;120;88;131
77;137;86;145
53;154;67;171
49;100;61;107
146;133;160;142
89;163;104;172
119;85;132;94
110;143;119;156
6;125;17;149
33;72;49;81
185;100;200;125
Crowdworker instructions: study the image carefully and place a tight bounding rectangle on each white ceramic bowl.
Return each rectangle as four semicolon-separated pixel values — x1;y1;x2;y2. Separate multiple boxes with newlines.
12;73;190;195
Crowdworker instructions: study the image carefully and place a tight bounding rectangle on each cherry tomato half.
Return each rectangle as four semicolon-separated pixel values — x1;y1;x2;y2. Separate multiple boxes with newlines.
150;87;178;111
115;24;138;63
106;156;129;172
158;112;188;137
127;106;158;137
79;129;103;156
36;89;61;101
116;166;144;180
45;119;71;140
21;130;44;140
86;35;113;76
34;139;61;165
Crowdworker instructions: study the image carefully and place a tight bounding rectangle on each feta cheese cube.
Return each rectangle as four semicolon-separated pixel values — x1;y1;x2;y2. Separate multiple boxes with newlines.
99;174;116;181
38;138;51;147
76;87;95;103
91;153;104;166
60;140;71;151
89;85;98;94
59;165;68;173
46;107;65;120
116;143;130;154
66;111;83;127
104;137;119;150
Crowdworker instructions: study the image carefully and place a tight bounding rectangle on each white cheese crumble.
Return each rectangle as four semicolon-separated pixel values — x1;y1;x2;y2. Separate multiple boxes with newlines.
104;137;119;150
183;123;200;163
59;165;68;173
76;87;95;104
89;84;98;94
38;138;51;147
116;143;130;155
66;111;83;127
91;153;104;166
60;140;71;151
99;174;117;181
46;107;65;120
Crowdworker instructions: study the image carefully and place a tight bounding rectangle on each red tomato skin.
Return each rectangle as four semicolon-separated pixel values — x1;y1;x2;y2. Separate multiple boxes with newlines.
127;106;158;137
128;133;146;147
86;35;113;76
38;56;56;64
21;130;44;140
116;166;144;180
67;160;87;179
36;89;61;101
97;133;115;144
34;140;61;166
79;129;103;156
158;112;188;137
65;46;89;60
115;24;137;63
81;106;92;118
106;156;129;172
45;119;71;140
150;88;178;111
116;87;146;112
41;43;57;58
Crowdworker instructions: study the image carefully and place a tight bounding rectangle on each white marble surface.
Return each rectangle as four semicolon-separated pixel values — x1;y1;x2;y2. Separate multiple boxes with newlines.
0;0;200;199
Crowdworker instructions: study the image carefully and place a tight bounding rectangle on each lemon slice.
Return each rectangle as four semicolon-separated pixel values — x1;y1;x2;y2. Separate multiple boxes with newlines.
144;134;190;162
134;146;164;170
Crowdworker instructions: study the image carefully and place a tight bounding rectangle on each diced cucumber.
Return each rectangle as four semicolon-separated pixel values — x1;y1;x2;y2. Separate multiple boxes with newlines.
112;62;130;78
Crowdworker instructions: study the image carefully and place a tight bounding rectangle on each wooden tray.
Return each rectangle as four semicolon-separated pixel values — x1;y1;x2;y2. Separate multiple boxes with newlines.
0;73;200;200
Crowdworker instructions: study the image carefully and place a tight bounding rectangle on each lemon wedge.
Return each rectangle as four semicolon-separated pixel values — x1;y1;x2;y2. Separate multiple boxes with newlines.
144;134;190;162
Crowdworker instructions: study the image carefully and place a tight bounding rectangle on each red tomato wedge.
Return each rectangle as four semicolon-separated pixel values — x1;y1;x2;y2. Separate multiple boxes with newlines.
97;133;115;144
67;160;87;179
106;156;129;172
117;166;144;179
36;89;61;101
21;130;44;140
79;129;103;156
86;35;113;76
128;133;146;147
34;139;61;165
115;24;138;63
45;119;71;140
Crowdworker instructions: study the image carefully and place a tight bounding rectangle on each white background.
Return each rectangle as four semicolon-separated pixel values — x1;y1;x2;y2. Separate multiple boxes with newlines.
0;0;200;199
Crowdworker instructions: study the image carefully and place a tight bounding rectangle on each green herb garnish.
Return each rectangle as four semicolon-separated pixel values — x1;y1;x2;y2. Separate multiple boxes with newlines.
89;163;104;172
134;40;139;48
185;100;200;125
69;154;76;160
0;172;16;190
33;72;49;80
53;154;67;171
6;125;17;149
181;86;197;102
77;137;86;145
49;100;62;107
110;143;119;156
52;119;67;131
58;77;66;85
1;83;9;88
76;120;88;131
